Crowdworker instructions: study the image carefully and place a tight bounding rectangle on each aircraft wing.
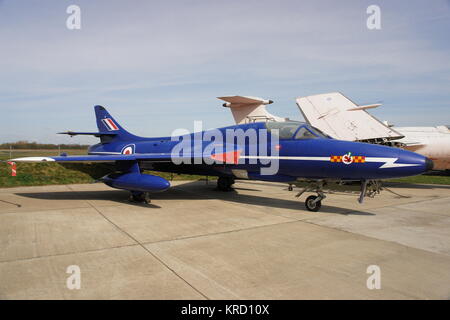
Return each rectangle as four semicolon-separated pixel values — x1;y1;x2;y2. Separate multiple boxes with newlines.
10;154;176;163
296;92;404;142
10;148;242;164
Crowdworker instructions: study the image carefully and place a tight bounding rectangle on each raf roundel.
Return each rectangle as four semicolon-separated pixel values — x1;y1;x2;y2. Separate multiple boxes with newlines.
121;145;135;155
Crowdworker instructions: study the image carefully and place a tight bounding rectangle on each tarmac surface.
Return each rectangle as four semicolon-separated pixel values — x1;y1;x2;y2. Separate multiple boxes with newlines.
0;180;449;299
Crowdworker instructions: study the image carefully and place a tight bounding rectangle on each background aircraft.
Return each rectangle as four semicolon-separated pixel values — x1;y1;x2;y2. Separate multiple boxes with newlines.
296;93;450;171
221;94;450;171
10;105;432;211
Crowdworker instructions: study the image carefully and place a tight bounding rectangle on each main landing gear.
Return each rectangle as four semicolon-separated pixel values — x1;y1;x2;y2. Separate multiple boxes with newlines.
217;177;235;191
129;191;151;204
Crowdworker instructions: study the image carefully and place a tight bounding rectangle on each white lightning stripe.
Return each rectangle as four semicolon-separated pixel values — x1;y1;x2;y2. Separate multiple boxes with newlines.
364;157;420;168
240;156;421;169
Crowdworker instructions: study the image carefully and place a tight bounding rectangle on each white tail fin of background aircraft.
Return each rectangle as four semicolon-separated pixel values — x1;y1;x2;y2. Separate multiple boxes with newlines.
218;96;287;124
295;92;403;142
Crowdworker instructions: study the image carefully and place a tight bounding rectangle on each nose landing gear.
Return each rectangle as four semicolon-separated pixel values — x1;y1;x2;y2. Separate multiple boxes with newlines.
304;193;326;212
292;179;383;212
294;181;327;212
305;195;321;212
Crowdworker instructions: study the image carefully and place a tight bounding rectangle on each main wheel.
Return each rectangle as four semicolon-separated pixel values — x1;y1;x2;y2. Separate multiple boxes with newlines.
131;192;151;204
305;195;321;212
217;177;234;191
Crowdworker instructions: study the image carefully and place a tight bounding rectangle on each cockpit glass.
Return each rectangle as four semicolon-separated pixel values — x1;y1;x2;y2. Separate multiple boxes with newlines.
295;127;317;139
309;126;330;138
265;121;329;140
266;122;301;139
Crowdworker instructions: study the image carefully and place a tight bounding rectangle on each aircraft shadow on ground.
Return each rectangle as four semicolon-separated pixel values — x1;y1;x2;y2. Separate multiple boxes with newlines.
15;181;374;215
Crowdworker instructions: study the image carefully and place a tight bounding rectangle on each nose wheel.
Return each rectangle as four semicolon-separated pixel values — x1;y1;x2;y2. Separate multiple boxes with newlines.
294;182;326;212
305;195;322;212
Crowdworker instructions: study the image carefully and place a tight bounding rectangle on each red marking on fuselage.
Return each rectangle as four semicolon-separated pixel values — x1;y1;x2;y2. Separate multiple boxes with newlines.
210;150;241;164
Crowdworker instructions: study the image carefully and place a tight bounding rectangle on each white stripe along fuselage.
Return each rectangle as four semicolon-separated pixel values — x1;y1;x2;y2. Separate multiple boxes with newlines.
240;155;420;168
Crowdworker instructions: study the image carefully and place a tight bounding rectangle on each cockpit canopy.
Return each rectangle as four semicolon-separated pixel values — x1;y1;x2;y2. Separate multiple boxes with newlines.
265;121;330;140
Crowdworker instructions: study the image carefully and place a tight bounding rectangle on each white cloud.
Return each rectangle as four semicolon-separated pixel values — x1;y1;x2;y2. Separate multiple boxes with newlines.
0;0;449;142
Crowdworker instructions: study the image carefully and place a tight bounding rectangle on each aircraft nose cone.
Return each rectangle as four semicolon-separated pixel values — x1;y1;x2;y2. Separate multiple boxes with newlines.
425;157;434;171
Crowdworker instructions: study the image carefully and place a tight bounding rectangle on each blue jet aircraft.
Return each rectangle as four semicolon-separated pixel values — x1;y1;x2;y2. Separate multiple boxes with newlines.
10;106;433;211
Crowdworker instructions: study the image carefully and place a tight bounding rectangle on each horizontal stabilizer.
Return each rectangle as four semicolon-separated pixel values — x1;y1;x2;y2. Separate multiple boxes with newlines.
347;104;381;111
58;131;117;137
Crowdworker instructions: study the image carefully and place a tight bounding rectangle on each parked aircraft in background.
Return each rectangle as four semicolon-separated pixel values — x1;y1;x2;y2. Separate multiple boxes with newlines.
296;93;450;170
382;125;450;171
221;94;450;170
219;96;286;124
9;105;433;211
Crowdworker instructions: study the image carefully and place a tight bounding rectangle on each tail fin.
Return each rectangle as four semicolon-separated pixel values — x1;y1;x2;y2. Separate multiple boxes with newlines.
95;105;140;141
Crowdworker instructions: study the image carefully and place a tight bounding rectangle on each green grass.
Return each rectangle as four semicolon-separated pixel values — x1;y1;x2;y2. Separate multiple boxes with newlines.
388;174;450;185
0;149;211;188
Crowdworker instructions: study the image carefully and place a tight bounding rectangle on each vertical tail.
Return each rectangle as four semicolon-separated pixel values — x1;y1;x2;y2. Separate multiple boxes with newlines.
95;105;140;141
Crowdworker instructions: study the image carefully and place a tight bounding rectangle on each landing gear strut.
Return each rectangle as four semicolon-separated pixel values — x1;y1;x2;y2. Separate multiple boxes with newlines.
294;181;327;212
217;177;235;191
129;191;151;204
292;179;383;212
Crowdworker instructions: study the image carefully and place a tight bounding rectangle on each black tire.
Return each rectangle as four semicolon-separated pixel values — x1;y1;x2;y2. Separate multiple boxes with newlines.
131;192;150;203
132;193;145;202
217;177;234;191
305;195;321;212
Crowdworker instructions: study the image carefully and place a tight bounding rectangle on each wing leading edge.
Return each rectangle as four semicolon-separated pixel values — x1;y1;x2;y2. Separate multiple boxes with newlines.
10;154;178;163
10;149;242;164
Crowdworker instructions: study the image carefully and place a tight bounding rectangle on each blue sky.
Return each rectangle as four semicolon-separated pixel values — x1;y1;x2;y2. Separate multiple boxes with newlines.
0;0;449;144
